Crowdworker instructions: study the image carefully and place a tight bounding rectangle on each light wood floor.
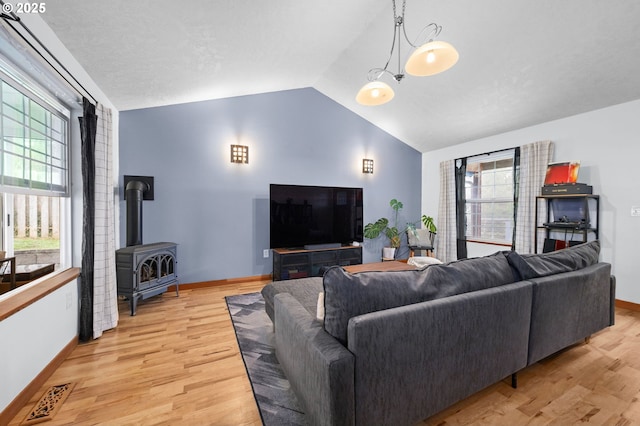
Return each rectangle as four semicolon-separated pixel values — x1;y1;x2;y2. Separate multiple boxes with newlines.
6;280;640;425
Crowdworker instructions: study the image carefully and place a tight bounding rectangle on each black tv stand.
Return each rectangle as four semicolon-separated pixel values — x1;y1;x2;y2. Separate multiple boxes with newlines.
272;245;362;280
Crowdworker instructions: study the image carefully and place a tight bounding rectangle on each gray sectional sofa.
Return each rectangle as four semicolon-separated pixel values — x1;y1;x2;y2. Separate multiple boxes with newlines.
261;241;615;426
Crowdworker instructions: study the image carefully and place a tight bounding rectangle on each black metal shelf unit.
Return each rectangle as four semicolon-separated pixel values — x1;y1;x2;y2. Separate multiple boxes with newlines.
534;194;599;253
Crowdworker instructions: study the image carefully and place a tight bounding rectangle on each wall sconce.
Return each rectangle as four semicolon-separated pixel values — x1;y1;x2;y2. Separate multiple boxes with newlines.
230;144;249;164
362;158;374;174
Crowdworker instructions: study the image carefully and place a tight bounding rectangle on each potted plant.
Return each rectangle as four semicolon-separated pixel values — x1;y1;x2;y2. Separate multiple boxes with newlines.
364;199;405;259
421;215;437;246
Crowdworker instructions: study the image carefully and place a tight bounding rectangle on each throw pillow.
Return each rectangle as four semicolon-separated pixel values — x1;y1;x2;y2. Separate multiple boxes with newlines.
506;240;600;280
322;252;515;344
407;256;443;268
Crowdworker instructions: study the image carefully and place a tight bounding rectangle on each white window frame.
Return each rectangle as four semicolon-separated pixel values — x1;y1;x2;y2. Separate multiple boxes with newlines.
464;149;516;245
0;54;73;269
0;70;70;195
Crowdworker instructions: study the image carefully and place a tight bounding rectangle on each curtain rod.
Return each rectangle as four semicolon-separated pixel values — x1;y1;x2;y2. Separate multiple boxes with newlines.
0;2;97;104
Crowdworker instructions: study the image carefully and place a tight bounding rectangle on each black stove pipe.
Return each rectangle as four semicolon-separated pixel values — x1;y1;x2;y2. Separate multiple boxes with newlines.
125;180;149;246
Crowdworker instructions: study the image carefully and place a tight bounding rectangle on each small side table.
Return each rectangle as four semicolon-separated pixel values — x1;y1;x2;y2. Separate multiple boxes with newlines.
0;261;54;291
15;263;55;285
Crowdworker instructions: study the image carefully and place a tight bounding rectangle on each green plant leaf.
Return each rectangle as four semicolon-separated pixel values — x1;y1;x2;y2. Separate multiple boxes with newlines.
363;218;389;239
422;215;437;233
390;199;403;211
385;226;401;248
364;199;406;248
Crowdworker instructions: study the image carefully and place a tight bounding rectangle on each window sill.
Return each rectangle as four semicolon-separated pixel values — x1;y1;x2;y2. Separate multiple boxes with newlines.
466;239;512;248
0;267;80;321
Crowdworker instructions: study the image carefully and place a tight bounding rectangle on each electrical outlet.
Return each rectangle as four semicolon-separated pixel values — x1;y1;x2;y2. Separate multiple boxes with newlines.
263;249;270;258
632;206;640;217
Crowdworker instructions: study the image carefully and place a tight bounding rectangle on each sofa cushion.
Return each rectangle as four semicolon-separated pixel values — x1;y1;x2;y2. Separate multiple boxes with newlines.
506;240;600;280
261;277;323;322
323;252;515;344
526;262;612;366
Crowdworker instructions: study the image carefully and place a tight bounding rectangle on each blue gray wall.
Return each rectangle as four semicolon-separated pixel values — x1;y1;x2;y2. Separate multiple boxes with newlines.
119;88;421;283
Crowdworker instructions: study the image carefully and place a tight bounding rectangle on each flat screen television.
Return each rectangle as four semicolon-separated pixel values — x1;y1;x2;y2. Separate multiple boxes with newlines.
549;198;589;224
270;184;363;249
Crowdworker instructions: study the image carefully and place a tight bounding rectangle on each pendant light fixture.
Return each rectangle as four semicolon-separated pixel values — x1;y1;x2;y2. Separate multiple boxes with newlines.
356;0;459;106
356;81;394;106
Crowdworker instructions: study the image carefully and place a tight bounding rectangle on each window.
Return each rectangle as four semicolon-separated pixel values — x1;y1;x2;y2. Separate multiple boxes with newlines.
11;192;60;251
0;67;71;291
464;149;516;244
1;79;69;194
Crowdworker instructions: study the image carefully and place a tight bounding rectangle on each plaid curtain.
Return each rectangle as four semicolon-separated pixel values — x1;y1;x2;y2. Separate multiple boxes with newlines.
93;104;118;338
515;140;554;253
435;159;457;263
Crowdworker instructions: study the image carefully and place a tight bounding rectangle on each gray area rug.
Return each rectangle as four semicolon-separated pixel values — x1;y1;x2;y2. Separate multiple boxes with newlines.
226;292;307;426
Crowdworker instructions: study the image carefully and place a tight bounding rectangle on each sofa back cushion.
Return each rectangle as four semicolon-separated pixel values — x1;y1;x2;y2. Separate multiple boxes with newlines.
323;252;515;344
506;240;600;280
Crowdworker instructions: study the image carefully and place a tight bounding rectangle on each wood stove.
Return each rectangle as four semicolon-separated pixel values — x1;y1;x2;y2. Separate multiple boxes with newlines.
115;178;179;315
116;242;178;315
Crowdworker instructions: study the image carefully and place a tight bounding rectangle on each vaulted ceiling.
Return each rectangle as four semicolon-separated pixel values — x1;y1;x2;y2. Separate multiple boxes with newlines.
39;0;640;153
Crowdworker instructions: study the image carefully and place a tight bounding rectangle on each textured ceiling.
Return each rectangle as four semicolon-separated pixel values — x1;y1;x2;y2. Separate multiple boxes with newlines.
39;0;640;153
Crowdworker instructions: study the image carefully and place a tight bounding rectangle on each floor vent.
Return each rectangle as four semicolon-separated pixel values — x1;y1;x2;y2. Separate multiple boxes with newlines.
22;383;75;425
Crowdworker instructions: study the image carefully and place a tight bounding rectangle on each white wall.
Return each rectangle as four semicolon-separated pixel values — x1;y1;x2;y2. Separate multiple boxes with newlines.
423;99;640;304
0;279;78;412
467;242;507;258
